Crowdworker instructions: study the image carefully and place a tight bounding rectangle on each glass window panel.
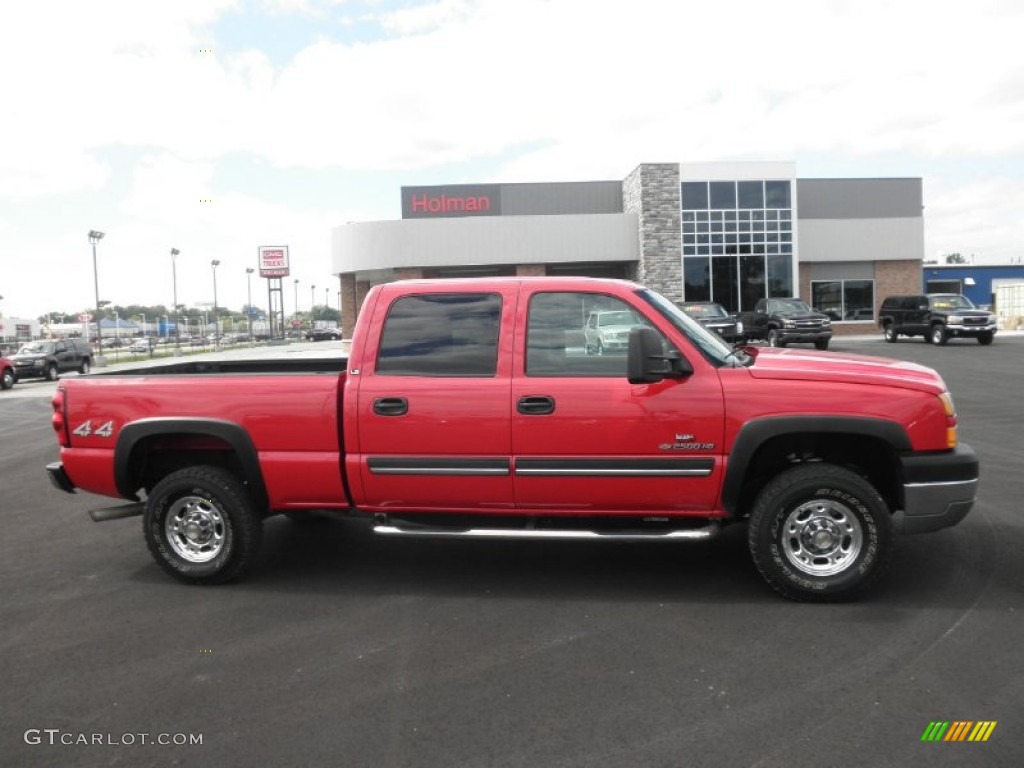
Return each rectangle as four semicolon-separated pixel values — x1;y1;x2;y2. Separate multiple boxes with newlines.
682;211;696;222
811;281;843;320
698;234;710;244
377;293;502;376
683;234;696;245
739;255;766;313
724;220;737;232
697;245;710;255
711;221;723;232
684;257;711;301
683;245;697;256
724;210;737;221
696;211;709;222
752;210;765;221
737;181;764;209
842;280;875;320
711;233;723;244
682;182;709;210
709;182;737;209
711;255;739;309
767;254;791;296
765;180;791;208
528;292;653;376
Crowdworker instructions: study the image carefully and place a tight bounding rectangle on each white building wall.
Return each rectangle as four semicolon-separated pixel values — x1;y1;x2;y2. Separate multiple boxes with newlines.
797;217;924;263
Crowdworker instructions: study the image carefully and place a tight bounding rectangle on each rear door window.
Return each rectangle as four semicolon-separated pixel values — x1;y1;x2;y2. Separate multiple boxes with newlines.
376;293;502;376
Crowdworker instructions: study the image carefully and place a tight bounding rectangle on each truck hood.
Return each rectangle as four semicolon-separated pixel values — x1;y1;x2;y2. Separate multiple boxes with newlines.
745;347;946;394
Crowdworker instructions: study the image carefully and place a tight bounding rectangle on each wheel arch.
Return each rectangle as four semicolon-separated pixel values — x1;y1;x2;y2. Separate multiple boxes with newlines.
722;417;911;518
115;418;269;513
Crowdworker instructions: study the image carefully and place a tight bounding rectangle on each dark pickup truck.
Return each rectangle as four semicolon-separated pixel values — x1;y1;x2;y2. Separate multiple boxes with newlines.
741;298;832;349
878;293;997;345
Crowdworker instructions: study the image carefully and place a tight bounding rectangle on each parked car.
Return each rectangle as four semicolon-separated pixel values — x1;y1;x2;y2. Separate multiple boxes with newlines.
878;293;997;345
129;339;153;354
679;302;745;344
305;327;342;341
0;355;15;390
10;338;93;381
583;309;645;355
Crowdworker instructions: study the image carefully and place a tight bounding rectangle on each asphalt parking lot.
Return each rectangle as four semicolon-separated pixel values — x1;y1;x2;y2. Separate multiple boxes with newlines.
1;336;1021;767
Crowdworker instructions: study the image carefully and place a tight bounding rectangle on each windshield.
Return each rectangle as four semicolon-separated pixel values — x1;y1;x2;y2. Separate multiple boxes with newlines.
929;294;975;310
767;299;812;313
681;303;727;319
638;289;745;367
598;311;636;327
18;342;54;355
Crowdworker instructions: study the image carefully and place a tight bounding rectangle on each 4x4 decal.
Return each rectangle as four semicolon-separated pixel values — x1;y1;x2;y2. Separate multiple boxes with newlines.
72;420;115;438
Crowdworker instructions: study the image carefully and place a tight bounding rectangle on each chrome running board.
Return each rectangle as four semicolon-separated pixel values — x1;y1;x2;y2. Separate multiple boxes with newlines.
372;522;720;542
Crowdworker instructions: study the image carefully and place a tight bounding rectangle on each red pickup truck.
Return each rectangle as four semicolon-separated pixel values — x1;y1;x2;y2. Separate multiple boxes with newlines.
47;277;979;600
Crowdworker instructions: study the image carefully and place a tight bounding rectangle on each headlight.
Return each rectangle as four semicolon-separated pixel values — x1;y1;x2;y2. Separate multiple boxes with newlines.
782;319;796;329
822;319;831;327
735;321;744;334
947;316;963;325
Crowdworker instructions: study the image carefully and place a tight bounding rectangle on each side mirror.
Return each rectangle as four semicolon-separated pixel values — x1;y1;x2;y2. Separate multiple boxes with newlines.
627;327;692;384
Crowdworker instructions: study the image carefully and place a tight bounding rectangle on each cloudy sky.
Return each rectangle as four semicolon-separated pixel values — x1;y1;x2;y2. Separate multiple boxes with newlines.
2;0;1023;321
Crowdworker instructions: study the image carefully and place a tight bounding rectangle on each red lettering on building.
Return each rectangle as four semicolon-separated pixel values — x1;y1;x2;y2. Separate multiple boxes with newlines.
411;194;492;215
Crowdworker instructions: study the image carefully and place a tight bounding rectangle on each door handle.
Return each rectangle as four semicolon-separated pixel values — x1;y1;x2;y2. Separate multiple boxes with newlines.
373;397;408;416
517;395;555;415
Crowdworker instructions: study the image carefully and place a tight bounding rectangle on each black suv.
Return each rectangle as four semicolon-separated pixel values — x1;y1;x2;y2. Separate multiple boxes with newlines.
878;294;997;345
10;338;93;381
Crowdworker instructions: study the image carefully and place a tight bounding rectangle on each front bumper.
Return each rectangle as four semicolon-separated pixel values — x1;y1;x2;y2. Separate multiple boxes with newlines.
895;444;978;534
779;330;832;343
946;323;997;338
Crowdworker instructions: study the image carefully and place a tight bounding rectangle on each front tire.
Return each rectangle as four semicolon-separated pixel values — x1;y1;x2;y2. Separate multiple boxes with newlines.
978;332;994;346
143;465;262;585
768;329;786;348
814;339;830;351
79;358;91;374
883;324;898;343
747;463;893;601
929;324;947;345
0;368;13;390
45;363;59;381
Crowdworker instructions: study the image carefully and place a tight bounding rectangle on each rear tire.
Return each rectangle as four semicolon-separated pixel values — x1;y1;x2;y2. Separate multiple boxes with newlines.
79;358;91;374
0;368;13;390
144;465;262;585
45;363;59;381
747;463;893;601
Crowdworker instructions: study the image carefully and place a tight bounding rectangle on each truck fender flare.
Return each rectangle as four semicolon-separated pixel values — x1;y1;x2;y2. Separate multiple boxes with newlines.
721;416;912;515
114;418;268;511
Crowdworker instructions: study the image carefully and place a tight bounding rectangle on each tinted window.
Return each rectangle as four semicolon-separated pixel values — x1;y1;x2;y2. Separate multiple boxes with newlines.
709;182;737;209
376;293;501;376
527;293;650;377
765;180;791;208
737;181;764;209
681;182;709;210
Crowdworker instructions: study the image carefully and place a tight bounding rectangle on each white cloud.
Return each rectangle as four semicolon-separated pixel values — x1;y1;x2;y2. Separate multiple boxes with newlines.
2;0;1024;319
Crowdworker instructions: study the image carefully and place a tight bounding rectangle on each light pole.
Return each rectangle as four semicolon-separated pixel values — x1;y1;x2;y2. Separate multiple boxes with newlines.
293;279;299;338
113;310;119;360
140;312;146;338
211;260;220;349
246;267;254;343
171;248;181;354
311;284;316;331
89;230;105;365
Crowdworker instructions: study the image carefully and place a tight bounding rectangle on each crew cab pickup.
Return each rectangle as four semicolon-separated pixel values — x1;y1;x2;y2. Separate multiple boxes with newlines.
741;298;833;349
47;278;979;601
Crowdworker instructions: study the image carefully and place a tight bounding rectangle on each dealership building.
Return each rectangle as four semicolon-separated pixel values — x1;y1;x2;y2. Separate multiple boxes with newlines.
331;162;924;335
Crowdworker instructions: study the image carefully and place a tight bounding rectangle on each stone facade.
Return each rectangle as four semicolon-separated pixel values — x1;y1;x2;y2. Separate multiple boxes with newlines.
623;164;682;302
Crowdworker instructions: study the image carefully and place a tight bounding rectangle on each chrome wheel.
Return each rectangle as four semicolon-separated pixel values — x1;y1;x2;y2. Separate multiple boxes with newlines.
164;496;227;563
781;499;863;577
